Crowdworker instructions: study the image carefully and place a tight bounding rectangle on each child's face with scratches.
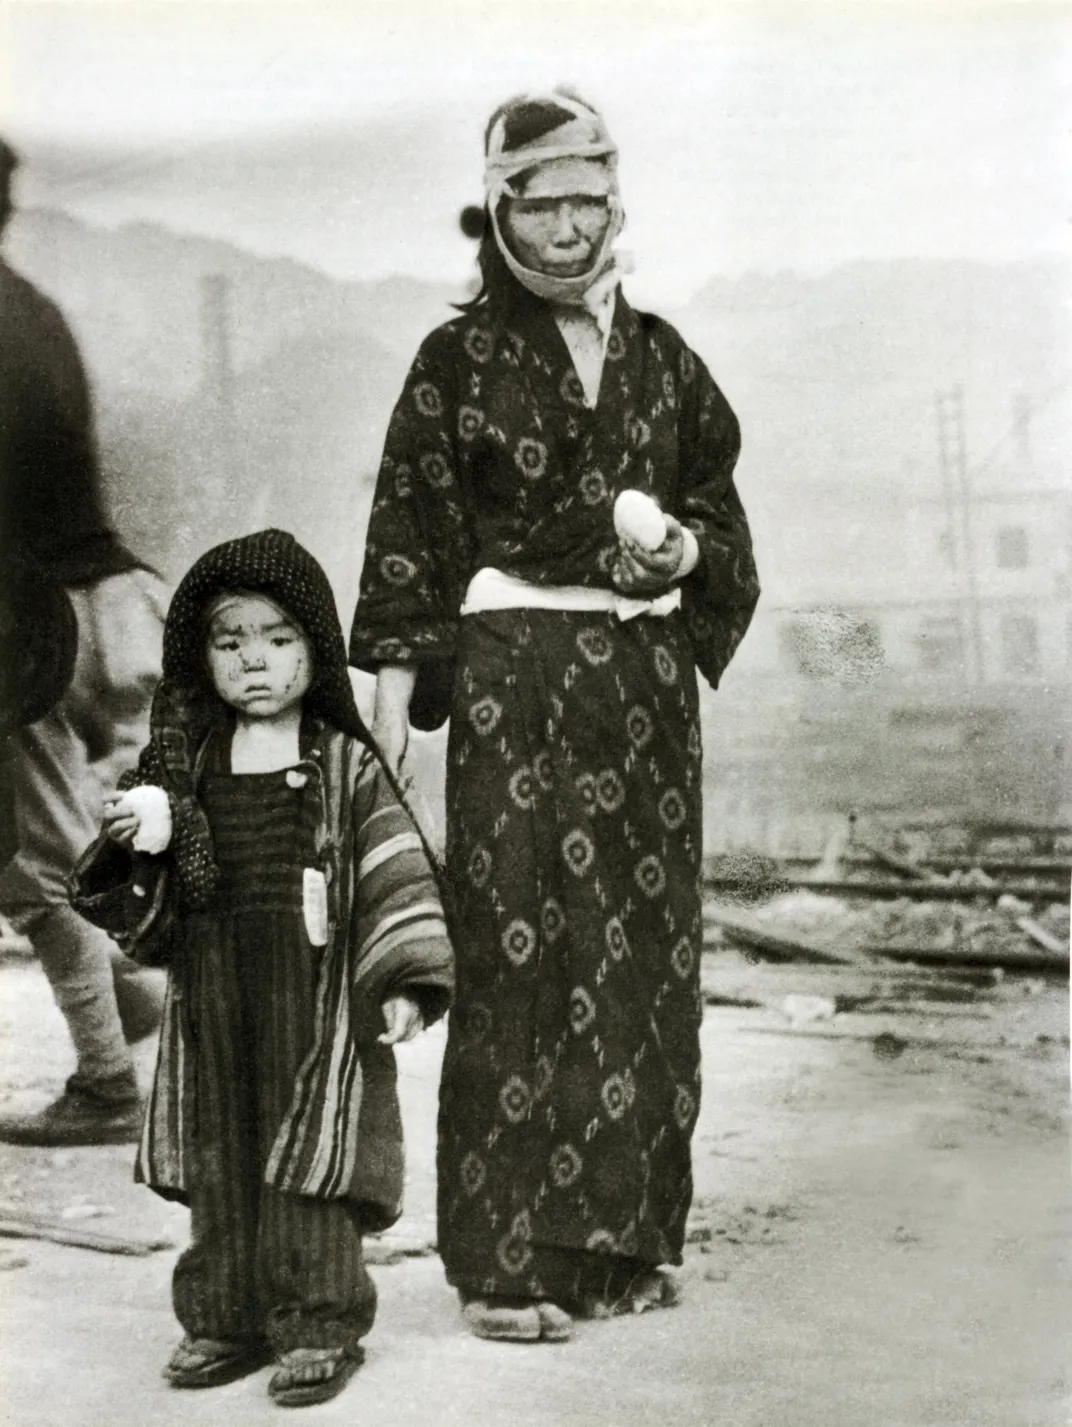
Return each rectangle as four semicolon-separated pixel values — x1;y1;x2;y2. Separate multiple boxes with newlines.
205;593;312;720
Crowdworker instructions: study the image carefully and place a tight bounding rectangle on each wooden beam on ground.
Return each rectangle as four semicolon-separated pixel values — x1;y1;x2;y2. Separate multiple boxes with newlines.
704;874;1069;903
0;1207;175;1256
707;854;1071;877
703;909;860;966
1014;918;1069;957
858;942;1067;974
852;838;943;883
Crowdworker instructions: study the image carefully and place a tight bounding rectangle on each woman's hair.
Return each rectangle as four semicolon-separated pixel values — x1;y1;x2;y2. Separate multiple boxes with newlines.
454;207;521;313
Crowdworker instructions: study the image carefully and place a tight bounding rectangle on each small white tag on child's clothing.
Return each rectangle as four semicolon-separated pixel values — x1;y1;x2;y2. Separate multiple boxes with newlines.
302;868;329;946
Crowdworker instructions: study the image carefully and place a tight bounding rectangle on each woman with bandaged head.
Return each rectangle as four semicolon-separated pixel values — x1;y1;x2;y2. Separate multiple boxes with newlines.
350;87;760;1341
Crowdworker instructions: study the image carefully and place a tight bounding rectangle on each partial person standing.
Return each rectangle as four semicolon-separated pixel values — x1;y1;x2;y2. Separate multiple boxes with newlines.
0;136;167;1145
350;89;760;1340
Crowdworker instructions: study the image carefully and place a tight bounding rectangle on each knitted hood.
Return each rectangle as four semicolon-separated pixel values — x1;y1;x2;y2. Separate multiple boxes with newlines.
161;527;370;744
132;531;371;911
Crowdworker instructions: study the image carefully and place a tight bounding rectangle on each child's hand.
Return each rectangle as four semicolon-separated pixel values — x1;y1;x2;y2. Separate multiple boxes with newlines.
378;994;424;1045
102;794;141;848
101;786;172;853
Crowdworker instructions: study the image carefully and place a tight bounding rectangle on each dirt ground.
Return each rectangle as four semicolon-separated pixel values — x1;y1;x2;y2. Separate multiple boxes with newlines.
0;950;1067;1427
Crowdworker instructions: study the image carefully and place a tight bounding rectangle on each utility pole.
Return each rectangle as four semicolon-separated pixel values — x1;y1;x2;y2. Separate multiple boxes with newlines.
936;386;984;683
200;273;236;487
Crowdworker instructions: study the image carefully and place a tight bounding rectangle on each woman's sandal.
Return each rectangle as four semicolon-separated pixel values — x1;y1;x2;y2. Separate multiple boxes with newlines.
461;1297;573;1343
581;1269;683;1319
535;1301;573;1341
619;1269;682;1314
164;1335;272;1389
268;1346;364;1408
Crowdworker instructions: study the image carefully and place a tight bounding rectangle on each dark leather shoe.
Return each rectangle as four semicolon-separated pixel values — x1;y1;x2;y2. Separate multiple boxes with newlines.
0;1087;144;1145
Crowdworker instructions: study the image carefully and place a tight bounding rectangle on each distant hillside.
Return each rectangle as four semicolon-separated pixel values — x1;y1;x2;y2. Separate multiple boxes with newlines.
5;207;460;592
7;207;459;391
6;206;1068;612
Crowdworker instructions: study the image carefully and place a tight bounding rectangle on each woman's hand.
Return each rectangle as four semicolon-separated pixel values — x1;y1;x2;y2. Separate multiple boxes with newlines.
612;513;687;596
378;993;425;1045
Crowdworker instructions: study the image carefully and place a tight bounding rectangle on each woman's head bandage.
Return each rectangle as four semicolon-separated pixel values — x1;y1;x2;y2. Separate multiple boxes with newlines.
483;88;626;308
484;88;619;207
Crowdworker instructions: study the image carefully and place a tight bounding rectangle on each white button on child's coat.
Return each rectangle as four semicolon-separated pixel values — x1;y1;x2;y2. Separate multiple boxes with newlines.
286;769;308;789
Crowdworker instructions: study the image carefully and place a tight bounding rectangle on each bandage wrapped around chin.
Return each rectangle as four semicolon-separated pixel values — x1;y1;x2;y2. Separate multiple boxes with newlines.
114;785;173;854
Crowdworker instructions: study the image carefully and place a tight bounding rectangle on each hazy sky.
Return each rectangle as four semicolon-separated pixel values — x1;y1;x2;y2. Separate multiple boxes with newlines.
1;1;1069;304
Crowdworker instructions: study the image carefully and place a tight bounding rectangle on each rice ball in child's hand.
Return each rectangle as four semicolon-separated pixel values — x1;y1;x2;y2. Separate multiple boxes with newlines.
614;490;668;552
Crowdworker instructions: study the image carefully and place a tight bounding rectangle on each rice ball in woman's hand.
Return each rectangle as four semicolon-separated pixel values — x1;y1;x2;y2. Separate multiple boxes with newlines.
614;490;668;552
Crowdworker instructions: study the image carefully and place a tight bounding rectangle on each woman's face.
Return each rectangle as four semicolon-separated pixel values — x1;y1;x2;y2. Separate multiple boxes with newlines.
205;593;313;720
500;193;612;278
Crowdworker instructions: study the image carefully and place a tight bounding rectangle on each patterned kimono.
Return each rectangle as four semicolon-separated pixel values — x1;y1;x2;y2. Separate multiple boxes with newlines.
350;284;759;1306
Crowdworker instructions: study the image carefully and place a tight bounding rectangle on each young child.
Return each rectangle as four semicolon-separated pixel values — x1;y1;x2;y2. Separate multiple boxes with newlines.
99;529;453;1408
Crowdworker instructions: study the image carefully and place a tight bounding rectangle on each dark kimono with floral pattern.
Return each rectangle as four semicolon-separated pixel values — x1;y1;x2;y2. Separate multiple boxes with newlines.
350;285;758;1306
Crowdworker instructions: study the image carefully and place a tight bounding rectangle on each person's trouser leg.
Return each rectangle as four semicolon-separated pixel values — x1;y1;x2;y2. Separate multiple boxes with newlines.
0;707;136;1088
258;1189;377;1356
172;1162;262;1344
0;570;165;1091
0;892;143;1139
25;903;135;1088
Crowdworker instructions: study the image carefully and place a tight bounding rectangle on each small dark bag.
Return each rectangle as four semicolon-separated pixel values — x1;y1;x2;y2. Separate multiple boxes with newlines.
68;835;175;968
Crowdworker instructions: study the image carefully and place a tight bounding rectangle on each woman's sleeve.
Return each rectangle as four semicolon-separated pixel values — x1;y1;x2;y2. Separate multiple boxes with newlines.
349;330;473;729
348;753;455;1031
673;341;761;689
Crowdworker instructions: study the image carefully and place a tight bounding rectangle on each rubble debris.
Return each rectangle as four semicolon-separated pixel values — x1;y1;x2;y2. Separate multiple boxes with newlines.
872;1031;909;1060
703;850;790;906
920;855;1070;876
709;885;1067;974
59;1203;115;1222
851;833;942;884
686;1200;798;1251
859;940;1066;973
704;907;859;965
364;1233;437;1266
992;899;1068;957
781;994;837;1027
724;874;1067;902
